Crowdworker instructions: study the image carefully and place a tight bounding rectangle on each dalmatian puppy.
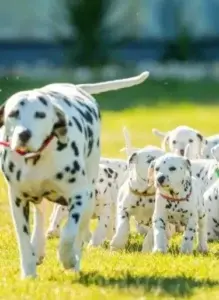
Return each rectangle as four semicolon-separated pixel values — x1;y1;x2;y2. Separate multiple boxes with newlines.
0;71;149;279
47;157;127;238
152;126;206;159
110;146;166;251
202;145;219;241
47;161;128;246
149;153;208;254
202;135;219;159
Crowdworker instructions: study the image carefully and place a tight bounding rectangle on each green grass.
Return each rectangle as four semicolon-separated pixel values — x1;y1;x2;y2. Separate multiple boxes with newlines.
1;78;219;299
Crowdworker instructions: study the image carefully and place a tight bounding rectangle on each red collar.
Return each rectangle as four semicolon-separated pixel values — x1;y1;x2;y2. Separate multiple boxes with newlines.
159;190;192;202
0;134;54;158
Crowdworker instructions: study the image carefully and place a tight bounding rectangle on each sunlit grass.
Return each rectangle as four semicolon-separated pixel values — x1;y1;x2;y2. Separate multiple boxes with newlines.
1;97;219;299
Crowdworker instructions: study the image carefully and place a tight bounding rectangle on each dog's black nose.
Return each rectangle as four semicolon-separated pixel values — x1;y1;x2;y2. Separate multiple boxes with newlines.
157;175;165;185
180;149;184;156
19;129;32;144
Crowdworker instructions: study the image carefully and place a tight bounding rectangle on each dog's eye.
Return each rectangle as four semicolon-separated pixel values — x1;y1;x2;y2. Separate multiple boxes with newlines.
155;167;159;171
8;110;19;118
169;166;176;171
34;111;46;119
189;139;193;143
172;140;177;144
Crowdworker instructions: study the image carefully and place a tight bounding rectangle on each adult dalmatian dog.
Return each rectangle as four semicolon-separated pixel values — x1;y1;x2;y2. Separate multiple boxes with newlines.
0;71;149;279
47;160;128;246
148;153;208;254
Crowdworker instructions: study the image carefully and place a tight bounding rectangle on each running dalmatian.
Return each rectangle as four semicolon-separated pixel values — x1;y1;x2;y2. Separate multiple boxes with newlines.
0;71;149;279
110;145;167;252
149;153;208;254
47;160;128;246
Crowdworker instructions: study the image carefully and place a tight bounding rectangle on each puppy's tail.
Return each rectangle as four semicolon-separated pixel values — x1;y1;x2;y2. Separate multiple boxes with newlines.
120;126;137;157
152;128;167;138
77;71;149;95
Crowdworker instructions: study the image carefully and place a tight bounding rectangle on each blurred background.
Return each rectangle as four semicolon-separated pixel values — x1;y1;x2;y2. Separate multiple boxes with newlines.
0;0;219;107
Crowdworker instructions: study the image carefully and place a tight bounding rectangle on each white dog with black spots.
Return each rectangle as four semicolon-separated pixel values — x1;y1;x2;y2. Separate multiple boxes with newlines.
110;145;167;251
0;71;149;279
148;153;208;254
47;159;128;246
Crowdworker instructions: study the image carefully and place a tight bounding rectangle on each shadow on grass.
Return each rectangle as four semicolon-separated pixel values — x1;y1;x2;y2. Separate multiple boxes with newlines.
77;271;219;297
0;77;219;111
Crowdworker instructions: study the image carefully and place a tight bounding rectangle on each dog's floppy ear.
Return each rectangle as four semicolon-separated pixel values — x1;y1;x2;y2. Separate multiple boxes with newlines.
52;103;68;143
196;131;208;156
147;160;156;186
0;102;5;127
128;152;138;165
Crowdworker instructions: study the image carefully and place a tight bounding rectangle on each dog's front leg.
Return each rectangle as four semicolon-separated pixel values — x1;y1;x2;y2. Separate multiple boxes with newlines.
89;202;112;247
110;205;130;250
197;212;208;253
9;190;37;278
31;200;46;265
58;186;94;272
142;227;154;252
47;204;68;239
152;197;167;253
180;216;196;254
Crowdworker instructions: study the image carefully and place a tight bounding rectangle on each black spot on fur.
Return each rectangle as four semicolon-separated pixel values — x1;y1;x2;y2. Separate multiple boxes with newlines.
15;197;21;207
65;166;70;172
97;139;100;147
75;195;82;200
22;192;29;198
38;96;48;106
68;121;73;126
71;142;79;156
16;170;21;181
69;204;75;212
23;225;29;234
57;141;68;151
63;97;72;107
71;161;80;174
23;203;29;223
20;100;25;106
69;178;76;183
72;116;82;132
72;213;80;223
56;172;63;180
9;161;15;173
34;111;46;119
76;201;82;206
56;196;68;206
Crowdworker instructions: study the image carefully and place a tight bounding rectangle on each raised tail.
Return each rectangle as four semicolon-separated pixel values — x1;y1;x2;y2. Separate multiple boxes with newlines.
77;71;149;95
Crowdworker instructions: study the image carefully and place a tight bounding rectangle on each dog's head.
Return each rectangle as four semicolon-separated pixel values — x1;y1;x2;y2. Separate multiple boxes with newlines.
0;90;68;153
128;146;165;193
161;126;206;158
148;153;192;198
201;135;219;159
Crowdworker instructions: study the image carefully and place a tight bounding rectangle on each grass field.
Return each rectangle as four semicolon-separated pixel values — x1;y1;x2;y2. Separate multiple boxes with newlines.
1;77;219;299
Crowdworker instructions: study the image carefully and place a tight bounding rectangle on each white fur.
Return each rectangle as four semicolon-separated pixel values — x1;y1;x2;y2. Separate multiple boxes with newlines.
152;126;206;159
110;146;166;251
150;154;208;254
0;72;148;279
